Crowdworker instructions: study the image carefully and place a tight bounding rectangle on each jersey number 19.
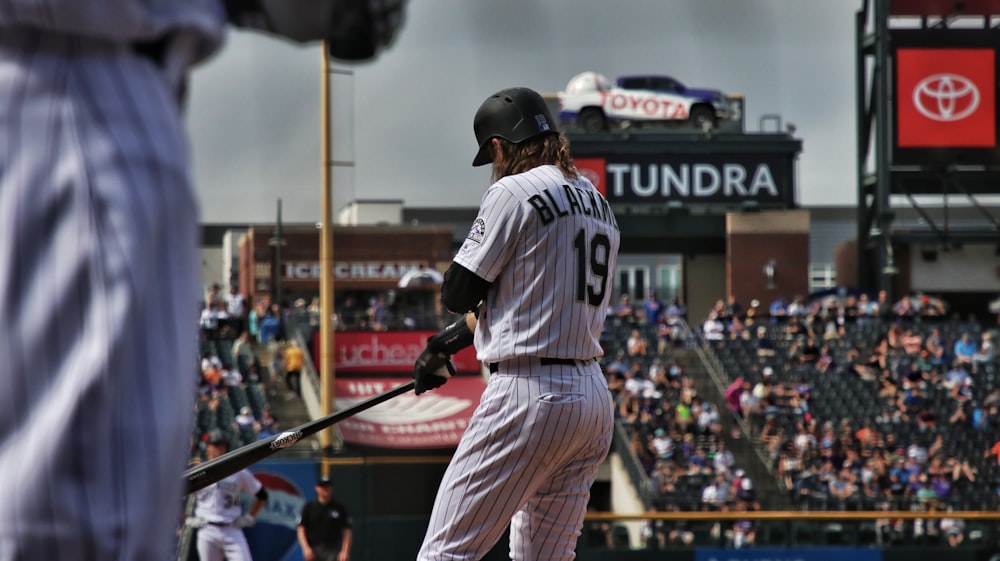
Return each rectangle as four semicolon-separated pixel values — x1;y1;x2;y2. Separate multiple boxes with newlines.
573;229;611;308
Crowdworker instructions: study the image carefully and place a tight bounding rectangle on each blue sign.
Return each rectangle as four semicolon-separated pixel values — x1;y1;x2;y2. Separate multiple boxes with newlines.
695;547;882;561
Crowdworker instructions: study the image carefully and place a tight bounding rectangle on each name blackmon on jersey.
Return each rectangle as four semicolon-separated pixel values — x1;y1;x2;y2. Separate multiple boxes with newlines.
527;184;620;229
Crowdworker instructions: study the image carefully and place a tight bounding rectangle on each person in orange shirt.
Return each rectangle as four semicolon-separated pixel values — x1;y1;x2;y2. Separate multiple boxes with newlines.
983;440;1000;466
283;341;305;398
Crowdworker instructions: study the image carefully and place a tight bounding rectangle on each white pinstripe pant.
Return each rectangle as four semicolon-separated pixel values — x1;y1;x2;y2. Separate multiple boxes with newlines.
0;29;199;561
417;361;614;561
196;525;254;561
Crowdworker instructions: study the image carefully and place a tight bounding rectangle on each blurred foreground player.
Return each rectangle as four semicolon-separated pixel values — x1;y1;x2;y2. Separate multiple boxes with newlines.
0;1;404;559
413;87;620;561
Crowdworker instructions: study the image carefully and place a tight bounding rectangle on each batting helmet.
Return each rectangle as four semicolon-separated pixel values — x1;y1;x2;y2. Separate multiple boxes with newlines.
472;87;558;167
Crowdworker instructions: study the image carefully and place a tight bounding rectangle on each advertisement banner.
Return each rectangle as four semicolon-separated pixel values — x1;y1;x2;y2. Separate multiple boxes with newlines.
694;547;882;561
334;376;485;448
574;154;792;205
314;330;482;374
242;461;318;561
896;48;995;147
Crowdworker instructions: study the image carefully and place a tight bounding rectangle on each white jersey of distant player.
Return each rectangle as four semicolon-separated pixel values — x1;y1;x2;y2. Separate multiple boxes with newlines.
195;470;262;523
454;164;620;363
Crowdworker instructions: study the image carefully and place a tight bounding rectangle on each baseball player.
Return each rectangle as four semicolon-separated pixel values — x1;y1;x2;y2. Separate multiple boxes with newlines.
413;87;621;561
187;433;269;561
0;2;402;560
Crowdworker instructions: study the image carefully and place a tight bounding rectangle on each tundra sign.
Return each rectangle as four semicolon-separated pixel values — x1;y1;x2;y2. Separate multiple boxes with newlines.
574;153;795;206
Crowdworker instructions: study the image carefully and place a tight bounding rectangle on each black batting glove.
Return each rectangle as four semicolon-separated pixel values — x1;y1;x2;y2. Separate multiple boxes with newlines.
413;348;456;395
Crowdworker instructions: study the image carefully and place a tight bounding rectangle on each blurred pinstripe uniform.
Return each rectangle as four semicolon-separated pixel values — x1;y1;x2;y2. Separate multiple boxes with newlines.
0;3;225;560
418;165;621;561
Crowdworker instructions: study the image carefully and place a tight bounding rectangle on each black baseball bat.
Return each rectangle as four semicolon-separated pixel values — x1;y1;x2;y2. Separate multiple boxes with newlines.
183;380;415;495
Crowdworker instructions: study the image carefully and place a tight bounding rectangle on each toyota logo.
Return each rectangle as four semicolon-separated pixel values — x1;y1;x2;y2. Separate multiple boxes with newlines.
912;73;980;122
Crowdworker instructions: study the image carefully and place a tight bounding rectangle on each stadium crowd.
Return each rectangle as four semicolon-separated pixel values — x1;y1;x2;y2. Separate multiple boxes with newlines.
699;290;999;547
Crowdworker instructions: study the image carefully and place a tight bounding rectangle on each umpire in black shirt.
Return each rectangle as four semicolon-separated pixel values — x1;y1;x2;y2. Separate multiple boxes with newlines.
297;476;353;561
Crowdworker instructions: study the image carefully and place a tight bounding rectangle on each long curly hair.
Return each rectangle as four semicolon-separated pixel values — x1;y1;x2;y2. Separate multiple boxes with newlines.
490;133;579;183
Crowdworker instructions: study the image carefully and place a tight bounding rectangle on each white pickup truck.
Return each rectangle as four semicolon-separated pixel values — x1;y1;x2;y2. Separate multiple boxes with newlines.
557;71;739;133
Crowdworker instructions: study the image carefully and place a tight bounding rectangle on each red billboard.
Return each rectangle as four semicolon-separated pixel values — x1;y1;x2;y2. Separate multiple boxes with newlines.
896;48;995;148
334;376;485;448
313;330;482;374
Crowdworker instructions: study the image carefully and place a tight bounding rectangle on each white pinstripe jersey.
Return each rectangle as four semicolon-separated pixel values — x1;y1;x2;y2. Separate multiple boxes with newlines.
0;5;224;560
455;164;620;363
0;0;225;53
194;470;263;524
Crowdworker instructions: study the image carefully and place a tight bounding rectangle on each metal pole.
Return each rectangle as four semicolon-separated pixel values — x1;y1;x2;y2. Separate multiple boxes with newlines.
319;45;337;452
274;198;283;309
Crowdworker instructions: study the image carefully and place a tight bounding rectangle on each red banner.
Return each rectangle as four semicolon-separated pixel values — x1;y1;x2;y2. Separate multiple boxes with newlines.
334;376;485;448
313;330;482;374
896;48;995;147
575;157;607;195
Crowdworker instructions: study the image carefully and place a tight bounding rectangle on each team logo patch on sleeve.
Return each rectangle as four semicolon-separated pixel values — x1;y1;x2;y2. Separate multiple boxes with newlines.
467;218;486;244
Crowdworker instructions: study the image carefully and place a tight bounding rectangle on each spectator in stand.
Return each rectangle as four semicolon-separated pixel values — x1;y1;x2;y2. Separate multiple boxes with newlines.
369;295;390;331
627;328;649;357
951;376;974;404
651;428;674;461
876;290;892;320
615;294;636;323
259;304;282;344
205;282;225;310
231;331;256;378
972;331;995;368
724;296;743;321
713;441;736;474
702;312;725;341
829;467;858;508
769;297;788;323
200;301;228;340
739;380;761;424
667;358;684;389
283;340;305;398
755;326;776;358
665;297;687;323
604;349;629;377
856;292;878;324
893;297;917;319
338;296;361;330
226;285;246;331
954;333;978;366
697;401;723;436
644;291;664;325
725;377;745;417
711;299;731;323
787;296;808;318
728;314;746;340
258;406;279;439
235;406;258;432
656;319;673;355
701;473;730;510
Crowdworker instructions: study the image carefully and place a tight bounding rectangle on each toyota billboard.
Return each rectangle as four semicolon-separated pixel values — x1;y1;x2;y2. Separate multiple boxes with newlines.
892;30;1000;165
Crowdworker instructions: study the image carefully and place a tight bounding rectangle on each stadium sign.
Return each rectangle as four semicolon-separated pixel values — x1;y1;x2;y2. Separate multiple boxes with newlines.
574;154;794;206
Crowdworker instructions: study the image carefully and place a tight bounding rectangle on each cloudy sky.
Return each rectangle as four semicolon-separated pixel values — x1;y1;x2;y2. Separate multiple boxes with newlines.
184;1;859;224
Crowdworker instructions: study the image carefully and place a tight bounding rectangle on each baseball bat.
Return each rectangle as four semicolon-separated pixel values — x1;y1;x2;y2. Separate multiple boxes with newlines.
183;380;415;495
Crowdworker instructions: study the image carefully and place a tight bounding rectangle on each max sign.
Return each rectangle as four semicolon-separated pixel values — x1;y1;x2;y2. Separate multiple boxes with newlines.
574;154;792;205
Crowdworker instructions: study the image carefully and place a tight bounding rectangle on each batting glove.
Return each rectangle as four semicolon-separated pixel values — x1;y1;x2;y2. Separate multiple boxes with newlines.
234;514;256;528
413;349;456;395
185;517;207;529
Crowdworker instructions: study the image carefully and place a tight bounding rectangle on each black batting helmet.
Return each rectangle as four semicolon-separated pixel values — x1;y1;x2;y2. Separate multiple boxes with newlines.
472;87;558;167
